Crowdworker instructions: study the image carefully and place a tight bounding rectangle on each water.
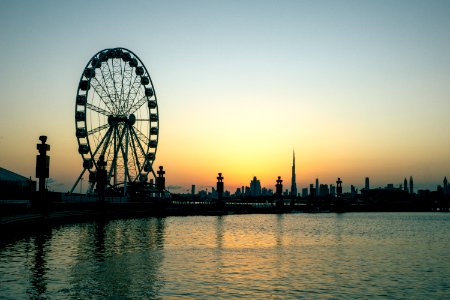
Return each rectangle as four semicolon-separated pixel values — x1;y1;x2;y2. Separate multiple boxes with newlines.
1;213;450;299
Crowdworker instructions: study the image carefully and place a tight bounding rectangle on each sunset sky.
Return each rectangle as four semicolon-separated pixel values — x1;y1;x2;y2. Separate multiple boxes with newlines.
0;0;449;193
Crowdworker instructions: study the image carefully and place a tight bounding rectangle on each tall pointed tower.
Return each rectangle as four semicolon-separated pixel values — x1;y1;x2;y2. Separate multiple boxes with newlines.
290;150;298;197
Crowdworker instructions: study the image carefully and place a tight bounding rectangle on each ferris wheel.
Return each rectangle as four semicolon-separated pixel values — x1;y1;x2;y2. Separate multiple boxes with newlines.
70;47;159;195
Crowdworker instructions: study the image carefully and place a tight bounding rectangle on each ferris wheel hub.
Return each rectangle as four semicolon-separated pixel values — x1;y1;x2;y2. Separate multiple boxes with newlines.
128;114;136;125
106;114;136;126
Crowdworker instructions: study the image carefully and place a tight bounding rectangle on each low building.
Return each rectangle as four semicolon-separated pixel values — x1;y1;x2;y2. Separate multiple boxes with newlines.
0;167;36;200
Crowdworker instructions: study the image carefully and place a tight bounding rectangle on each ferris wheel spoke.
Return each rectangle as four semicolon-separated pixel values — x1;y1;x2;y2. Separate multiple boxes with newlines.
129;131;142;175
121;62;133;111
92;71;113;100
116;59;128;114
88;123;109;135
125;126;140;180
106;60;121;113
128;82;143;112
128;96;148;115
119;131;133;182
130;126;148;174
99;64;120;113
89;126;113;160
86;103;111;116
107;126;118;182
124;74;141;112
130;126;147;157
104;139;114;168
98;127;114;158
133;126;150;145
108;125;125;185
119;59;127;112
91;77;117;113
118;125;130;177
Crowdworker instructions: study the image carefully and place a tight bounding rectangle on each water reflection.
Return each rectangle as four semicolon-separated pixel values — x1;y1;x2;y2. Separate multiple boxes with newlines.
93;221;106;261
275;214;284;248
216;216;224;250
1;214;450;299
68;218;166;299
28;229;51;299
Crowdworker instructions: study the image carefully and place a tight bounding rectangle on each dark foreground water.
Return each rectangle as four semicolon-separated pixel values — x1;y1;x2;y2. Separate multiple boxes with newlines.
1;213;450;299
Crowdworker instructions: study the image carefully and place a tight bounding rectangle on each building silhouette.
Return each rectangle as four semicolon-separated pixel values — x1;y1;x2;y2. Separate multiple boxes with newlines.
315;178;319;197
250;176;261;196
403;178;408;192
330;184;336;197
309;184;315;197
245;186;251;196
290;150;297;197
444;176;449;194
302;188;308;198
0;167;36;200
319;184;329;196
409;176;414;194
365;177;370;190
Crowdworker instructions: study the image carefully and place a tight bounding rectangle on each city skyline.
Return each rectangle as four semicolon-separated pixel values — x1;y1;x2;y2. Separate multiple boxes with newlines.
0;1;449;192
174;169;446;196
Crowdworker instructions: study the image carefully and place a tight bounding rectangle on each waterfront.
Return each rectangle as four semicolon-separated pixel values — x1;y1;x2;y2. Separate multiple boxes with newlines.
1;213;449;299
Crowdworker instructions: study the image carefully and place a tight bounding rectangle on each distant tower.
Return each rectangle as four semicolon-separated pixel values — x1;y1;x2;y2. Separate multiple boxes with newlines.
330;184;336;197
276;176;283;197
403;178;408;192
409;176;414;194
290;150;297;196
365;177;370;190
217;173;224;203
336;178;343;197
250;176;261;196
444;177;448;194
315;178;319;197
309;184;315;197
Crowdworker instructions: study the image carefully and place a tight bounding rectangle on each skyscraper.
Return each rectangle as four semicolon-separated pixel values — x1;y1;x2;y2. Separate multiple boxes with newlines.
290;150;297;196
409;176;414;194
250;176;261;196
444;177;448;194
365;177;370;190
315;178;319;197
403;178;408;192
